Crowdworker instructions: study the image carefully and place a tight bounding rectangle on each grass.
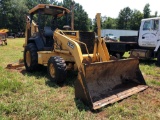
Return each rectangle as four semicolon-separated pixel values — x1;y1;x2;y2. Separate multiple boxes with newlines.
0;38;160;120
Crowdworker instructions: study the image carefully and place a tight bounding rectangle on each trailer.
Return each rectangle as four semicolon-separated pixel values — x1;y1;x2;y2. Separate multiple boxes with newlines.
0;29;8;45
0;32;7;45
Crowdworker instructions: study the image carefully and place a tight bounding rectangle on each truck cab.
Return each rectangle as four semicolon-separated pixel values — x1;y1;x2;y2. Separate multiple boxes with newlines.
138;18;160;48
130;18;160;60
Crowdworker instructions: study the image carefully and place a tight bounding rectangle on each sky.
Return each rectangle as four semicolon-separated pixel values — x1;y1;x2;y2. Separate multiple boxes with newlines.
57;0;159;19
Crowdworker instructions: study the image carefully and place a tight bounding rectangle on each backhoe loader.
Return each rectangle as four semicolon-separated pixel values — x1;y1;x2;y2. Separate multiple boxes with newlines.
8;4;148;110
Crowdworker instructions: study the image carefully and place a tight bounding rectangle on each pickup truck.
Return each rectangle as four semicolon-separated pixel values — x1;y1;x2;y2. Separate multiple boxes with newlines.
105;33;117;40
106;17;160;65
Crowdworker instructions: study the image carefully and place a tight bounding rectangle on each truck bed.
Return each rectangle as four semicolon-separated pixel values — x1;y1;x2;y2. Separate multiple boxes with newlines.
106;40;138;52
105;36;139;57
106;41;137;44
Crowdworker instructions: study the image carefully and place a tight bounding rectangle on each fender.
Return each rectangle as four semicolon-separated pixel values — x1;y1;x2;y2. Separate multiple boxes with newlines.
28;35;44;51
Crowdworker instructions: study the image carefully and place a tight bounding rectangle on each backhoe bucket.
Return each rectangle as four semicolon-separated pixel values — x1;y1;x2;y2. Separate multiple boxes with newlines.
75;58;148;110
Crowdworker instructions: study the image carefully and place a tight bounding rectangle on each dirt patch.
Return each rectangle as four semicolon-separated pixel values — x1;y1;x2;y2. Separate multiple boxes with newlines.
150;86;160;92
138;87;160;108
6;67;27;74
143;74;160;81
140;87;160;96
94;110;108;120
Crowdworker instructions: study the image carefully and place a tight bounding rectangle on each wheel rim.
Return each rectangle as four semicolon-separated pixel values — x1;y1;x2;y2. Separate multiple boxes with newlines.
26;51;31;67
49;63;55;78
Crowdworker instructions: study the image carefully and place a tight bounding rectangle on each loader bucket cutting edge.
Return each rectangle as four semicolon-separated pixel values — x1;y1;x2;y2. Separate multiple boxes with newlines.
75;58;148;110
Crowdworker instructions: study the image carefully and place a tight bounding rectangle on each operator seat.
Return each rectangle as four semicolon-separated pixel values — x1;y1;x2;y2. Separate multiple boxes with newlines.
44;26;54;48
44;26;53;37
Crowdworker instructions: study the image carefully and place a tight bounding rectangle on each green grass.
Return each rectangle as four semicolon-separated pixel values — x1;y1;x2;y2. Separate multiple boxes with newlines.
0;38;160;119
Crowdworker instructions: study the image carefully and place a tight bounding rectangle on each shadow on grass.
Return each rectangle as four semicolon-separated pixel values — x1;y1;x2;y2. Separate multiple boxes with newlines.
74;97;125;113
45;70;78;88
74;98;111;112
21;66;78;88
123;56;158;66
21;67;94;111
21;68;95;111
74;98;90;112
139;59;157;66
20;66;48;78
20;66;144;112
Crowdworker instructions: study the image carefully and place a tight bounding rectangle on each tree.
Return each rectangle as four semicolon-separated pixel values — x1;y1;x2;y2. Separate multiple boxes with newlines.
130;10;143;30
88;18;93;31
74;3;90;31
155;11;158;17
25;0;39;10
58;0;90;31
0;0;11;29
102;17;117;29
117;7;133;30
150;11;158;17
8;0;28;32
143;3;151;18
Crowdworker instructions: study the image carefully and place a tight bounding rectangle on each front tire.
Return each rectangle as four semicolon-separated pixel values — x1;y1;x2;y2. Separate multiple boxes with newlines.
47;56;66;84
24;43;39;72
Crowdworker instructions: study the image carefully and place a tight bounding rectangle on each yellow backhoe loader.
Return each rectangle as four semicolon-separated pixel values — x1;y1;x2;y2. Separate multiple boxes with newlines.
8;4;148;110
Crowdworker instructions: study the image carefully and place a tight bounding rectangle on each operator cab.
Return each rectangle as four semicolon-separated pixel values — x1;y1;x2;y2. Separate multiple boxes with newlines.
28;4;70;50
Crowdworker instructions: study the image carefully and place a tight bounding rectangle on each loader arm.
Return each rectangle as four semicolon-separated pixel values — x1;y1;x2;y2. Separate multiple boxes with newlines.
53;29;85;74
93;13;110;62
53;13;111;70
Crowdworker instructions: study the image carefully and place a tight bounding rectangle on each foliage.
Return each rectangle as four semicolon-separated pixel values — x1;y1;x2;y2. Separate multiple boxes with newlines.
101;3;157;30
117;7;133;30
10;0;28;32
130;10;143;30
102;17;117;29
74;3;90;31
0;0;91;33
59;0;91;31
143;3;151;18
0;1;159;34
0;0;11;29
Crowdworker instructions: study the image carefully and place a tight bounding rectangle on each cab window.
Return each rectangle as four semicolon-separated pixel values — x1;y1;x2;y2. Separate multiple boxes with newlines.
143;20;151;30
152;19;159;30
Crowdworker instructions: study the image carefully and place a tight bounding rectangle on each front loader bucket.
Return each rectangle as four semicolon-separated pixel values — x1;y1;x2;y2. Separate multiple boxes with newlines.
75;58;148;110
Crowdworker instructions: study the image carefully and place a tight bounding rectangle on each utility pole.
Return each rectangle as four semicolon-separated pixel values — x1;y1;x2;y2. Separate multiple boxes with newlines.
71;0;75;30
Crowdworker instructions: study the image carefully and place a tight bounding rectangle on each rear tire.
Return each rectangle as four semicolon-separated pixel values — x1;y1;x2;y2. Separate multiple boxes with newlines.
47;56;66;84
24;43;39;72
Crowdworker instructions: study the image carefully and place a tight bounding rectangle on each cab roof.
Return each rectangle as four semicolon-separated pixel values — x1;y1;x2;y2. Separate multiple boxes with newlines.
142;17;160;21
29;4;70;17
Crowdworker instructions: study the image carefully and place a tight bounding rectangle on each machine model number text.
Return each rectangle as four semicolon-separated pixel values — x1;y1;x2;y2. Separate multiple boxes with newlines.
67;41;74;49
